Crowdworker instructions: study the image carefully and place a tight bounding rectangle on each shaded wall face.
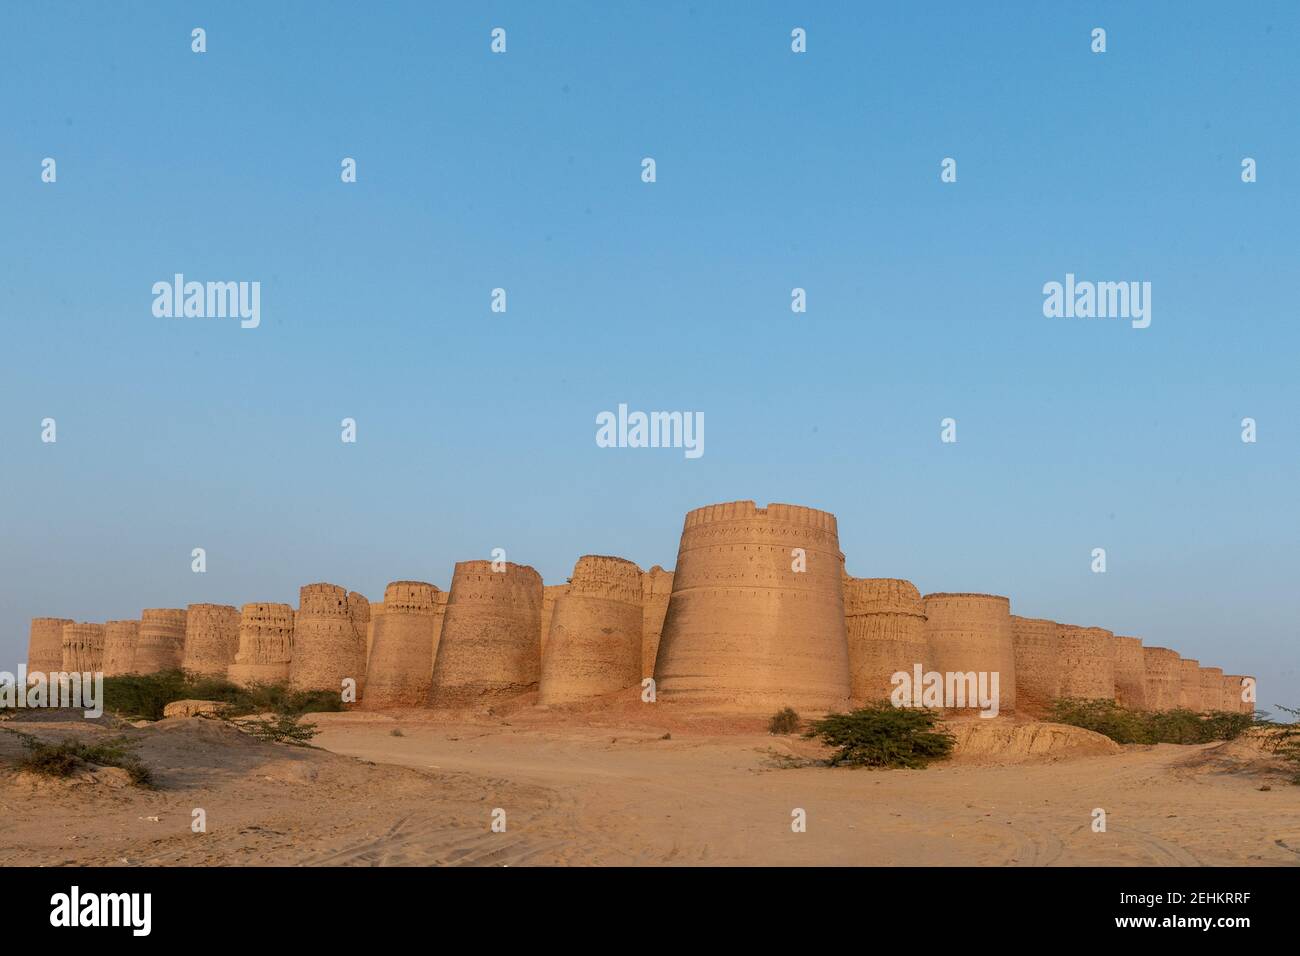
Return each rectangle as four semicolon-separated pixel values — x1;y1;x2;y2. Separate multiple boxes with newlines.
61;623;105;673
1178;659;1202;710
229;602;295;686
431;589;450;661
1056;625;1115;701
101;620;140;677
27;618;73;673
135;609;188;674
640;567;673;679
540;584;568;660
1010;616;1057;716
363;581;439;709
182;604;240;677
1141;648;1181;711
429;561;543;707
540;556;643;705
654;501;851;713
844;578;927;706
1112;636;1148;710
289;584;367;696
922;594;1016;712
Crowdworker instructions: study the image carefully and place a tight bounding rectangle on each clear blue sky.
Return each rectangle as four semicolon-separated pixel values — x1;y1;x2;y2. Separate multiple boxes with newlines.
2;2;1296;711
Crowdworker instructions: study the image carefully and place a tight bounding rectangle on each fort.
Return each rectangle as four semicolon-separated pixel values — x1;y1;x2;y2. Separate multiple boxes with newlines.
21;498;1256;719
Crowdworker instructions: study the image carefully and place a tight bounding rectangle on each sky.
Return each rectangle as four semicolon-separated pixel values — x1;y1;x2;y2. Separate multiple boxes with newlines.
1;2;1296;712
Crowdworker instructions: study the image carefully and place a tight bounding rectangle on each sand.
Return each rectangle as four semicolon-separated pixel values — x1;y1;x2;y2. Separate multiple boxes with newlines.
1;706;1297;867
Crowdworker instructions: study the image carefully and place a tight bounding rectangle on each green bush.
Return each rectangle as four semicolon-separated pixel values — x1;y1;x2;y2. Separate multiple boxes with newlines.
1046;698;1259;745
805;703;956;768
103;672;344;721
238;714;320;746
768;707;800;735
11;731;154;787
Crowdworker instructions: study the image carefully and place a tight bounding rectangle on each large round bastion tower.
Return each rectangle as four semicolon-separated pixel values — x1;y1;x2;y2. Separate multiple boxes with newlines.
289;584;369;695
228;603;295;686
61;623;105;673
1112;636;1148;711
428;561;543;706
1009;616;1058;717
922;593;1017;712
27;618;73;674
653;501;851;713
540;555;644;705
134;609;188;674
1198;666;1224;713
102;620;140;676
182;604;241;678
1142;646;1182;711
843;577;928;705
1178;657;1203;710
364;580;442;708
1056;624;1115;701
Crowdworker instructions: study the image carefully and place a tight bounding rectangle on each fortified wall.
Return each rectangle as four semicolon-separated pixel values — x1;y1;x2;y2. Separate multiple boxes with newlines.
289;584;368;695
844;577;927;705
540;584;568;659
1142;647;1182;711
1056;625;1115;701
540;555;643;705
654;501;851;713
428;561;543;706
102;620;140;676
1112;636;1148;711
364;581;441;708
61;622;104;673
1009;616;1058;717
182;604;240;677
922;593;1016;712
27;618;72;674
22;501;1260;717
135;609;188;674
1198;666;1224;714
640;566;673;679
228;602;295;686
1178;658;1203;710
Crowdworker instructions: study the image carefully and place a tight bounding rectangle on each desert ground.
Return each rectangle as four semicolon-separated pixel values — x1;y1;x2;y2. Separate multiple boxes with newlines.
1;700;1297;867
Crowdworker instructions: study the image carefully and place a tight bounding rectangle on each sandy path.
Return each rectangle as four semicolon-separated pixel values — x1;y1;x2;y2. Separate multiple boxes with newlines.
310;717;1300;866
3;712;1297;866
